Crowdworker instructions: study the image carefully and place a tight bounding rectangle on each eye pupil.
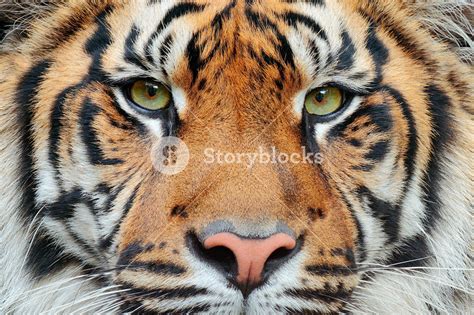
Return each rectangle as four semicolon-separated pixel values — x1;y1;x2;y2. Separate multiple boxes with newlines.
146;83;158;97
315;91;326;102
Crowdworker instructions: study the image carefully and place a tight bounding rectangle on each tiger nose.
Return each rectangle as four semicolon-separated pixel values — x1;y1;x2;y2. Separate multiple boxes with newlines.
203;233;296;286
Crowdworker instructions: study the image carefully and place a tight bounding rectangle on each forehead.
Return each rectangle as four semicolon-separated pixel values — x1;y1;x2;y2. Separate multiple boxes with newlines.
103;0;373;91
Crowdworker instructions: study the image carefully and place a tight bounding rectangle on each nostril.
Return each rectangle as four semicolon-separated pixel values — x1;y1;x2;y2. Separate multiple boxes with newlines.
186;232;238;278
203;246;237;275
263;239;303;276
268;246;294;261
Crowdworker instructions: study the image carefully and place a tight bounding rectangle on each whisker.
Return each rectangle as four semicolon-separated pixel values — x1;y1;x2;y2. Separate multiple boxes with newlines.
381;256;433;267
68;288;130;314
46;286;126;314
374;269;472;294
12;273;110;302
358;274;438;314
359;279;442;313
357;263;473;272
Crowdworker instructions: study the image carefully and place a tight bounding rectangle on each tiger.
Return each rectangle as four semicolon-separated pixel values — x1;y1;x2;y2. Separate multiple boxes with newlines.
0;0;472;313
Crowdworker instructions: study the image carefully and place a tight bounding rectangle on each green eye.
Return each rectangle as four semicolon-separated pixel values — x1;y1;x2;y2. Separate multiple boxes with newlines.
129;80;171;110
304;86;343;116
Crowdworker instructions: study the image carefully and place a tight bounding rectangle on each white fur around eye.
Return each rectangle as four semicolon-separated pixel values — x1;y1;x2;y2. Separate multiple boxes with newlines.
112;87;165;137
293;93;362;145
171;85;188;114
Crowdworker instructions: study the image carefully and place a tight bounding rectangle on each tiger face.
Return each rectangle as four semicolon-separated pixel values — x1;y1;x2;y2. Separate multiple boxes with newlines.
1;0;472;313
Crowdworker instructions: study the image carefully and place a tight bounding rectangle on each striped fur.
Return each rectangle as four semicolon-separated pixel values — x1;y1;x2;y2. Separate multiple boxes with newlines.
0;0;472;313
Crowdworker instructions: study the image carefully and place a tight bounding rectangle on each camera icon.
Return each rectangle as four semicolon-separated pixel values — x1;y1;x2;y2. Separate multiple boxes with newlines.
151;136;190;175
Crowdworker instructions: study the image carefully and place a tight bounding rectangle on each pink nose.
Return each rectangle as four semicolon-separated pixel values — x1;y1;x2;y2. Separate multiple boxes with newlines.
204;233;296;285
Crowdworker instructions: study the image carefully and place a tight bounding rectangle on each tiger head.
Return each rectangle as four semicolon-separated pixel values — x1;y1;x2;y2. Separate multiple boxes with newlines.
0;0;472;313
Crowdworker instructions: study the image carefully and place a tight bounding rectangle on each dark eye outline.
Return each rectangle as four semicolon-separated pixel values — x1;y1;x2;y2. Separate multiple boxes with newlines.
303;84;355;123
121;78;174;117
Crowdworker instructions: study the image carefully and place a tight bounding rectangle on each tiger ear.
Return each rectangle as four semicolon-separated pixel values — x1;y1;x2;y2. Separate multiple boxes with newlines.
0;0;56;43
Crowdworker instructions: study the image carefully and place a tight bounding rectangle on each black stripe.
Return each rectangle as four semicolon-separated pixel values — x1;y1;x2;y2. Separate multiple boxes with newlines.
261;50;286;80
339;191;367;262
79;98;124;165
307;38;322;73
49;85;83;189
100;184;138;249
365;21;389;88
119;301;145;314
41;187;104;258
281;11;328;41
285;309;322;315
45;188;82;220
186;31;213;85
157;305;211;315
158;34;173;77
385;234;430;267
95;182;111;194
85;6;114;82
33;185;105;261
154;3;206;35
124;24;148;71
328;102;393;139
121;302;211;315
116;242;153;266
183;2;239;85
26;229;77;278
364;140;389;162
49;7;117;184
102;182;126;214
285;285;352;304
66;226;101;258
301;109;319;154
245;8;295;68
120;283;207;299
335;31;355;71
348;138;362;147
382;86;418;195
358;8;436;71
305;264;355;276
211;0;237;32
420;84;453;231
17;60;52;220
357;186;400;243
118;261;187;276
145;3;207;64
282;0;324;5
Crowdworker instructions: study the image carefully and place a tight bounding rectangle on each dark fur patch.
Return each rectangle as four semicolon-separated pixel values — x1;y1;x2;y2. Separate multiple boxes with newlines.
16;60;52;221
27;229;78;278
170;205;188;218
386;234;430;267
420;84;453;231
79;98;124;165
